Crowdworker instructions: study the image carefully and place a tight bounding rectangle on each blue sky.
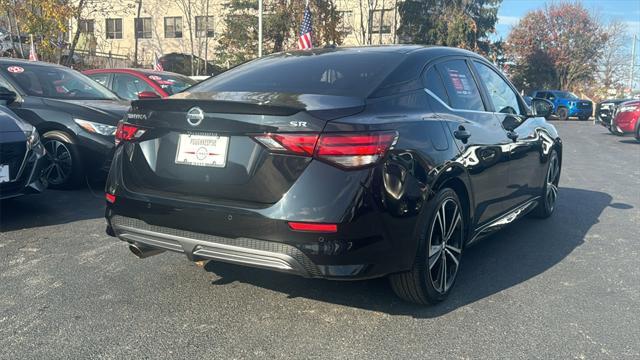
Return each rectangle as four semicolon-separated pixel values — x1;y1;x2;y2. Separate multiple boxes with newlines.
494;0;640;40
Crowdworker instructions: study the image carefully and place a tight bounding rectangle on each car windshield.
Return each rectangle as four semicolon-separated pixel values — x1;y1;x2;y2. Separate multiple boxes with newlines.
190;51;404;97
147;73;196;95
556;91;579;99
1;63;118;100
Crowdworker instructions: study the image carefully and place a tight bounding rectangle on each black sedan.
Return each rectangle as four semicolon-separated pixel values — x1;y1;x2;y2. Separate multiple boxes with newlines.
596;98;632;132
0;87;47;199
104;46;561;305
0;59;130;188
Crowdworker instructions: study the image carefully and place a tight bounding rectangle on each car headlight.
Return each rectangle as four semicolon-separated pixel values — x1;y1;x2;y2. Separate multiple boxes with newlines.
618;105;639;113
74;119;117;136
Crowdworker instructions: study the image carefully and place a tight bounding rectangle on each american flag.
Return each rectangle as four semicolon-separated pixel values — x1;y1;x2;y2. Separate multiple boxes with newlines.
298;4;313;50
28;41;38;61
153;53;163;71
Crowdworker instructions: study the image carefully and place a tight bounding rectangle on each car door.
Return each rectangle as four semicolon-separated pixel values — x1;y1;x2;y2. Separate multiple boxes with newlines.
471;60;547;211
111;73;156;100
424;58;514;227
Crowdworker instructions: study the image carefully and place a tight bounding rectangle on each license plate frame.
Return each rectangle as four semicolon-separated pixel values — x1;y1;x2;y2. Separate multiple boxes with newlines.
175;134;229;168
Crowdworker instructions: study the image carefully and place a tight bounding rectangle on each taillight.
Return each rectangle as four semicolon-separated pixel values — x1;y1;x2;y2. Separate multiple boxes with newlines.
253;133;318;156
115;122;146;145
252;131;397;169
315;132;397;168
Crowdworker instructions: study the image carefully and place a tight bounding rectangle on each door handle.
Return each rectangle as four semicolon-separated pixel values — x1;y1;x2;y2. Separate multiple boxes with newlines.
454;126;471;142
507;131;519;141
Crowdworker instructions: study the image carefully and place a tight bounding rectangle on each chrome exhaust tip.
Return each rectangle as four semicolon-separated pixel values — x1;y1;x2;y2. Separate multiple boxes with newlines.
128;243;165;259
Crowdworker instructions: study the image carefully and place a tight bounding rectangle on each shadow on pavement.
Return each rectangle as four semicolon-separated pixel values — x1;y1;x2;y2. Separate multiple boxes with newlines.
619;139;639;144
0;179;105;232
204;187;627;318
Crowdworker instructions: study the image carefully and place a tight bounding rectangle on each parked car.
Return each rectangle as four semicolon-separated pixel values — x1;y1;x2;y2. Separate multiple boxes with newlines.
0;86;47;199
531;90;592;120
83;68;197;100
0;59;130;188
158;53;225;77
611;100;640;141
596;98;632;133
104;46;561;305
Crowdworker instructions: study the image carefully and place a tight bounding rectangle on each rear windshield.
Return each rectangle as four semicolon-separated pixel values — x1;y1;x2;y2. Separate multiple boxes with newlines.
1;63;118;100
189;51;405;97
147;73;196;95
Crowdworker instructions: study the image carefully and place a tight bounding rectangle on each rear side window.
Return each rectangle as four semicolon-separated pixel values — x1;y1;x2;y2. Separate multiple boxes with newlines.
88;73;109;86
423;66;449;105
190;52;405;97
436;60;484;111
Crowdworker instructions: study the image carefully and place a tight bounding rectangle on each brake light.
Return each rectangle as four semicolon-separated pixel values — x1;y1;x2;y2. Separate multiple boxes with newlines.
252;131;397;169
115;122;146;145
288;222;338;233
253;133;319;155
105;193;116;203
315;132;397;168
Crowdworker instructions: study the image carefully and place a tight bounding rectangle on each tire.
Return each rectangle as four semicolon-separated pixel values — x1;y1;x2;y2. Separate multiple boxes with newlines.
532;149;560;218
557;107;569;121
635;126;640;142
389;188;465;305
41;130;84;189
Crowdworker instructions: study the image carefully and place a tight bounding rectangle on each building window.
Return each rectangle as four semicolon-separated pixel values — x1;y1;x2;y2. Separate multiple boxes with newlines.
371;9;393;34
164;17;183;38
105;18;123;39
195;16;214;38
134;17;152;39
337;11;353;35
79;19;94;34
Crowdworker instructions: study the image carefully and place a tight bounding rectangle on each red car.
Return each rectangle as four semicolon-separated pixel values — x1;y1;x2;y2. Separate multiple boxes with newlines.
611;100;640;141
83;68;197;100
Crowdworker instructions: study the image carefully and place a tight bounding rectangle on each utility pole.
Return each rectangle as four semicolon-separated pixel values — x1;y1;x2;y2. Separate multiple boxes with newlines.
630;33;637;93
258;0;263;57
133;0;142;67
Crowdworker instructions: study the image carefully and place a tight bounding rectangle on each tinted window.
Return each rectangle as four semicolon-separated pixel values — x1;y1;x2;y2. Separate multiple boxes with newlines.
436;60;484;111
191;52;405;97
146;73;196;95
1;64;118;100
88;73;109;86
112;73;156;100
473;61;522;115
423;66;449;105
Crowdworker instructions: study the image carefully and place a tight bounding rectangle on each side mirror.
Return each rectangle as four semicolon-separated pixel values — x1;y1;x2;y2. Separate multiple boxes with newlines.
0;86;17;105
137;91;161;99
530;98;554;118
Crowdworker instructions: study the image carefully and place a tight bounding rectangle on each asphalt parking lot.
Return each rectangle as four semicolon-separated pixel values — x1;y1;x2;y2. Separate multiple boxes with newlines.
1;121;639;359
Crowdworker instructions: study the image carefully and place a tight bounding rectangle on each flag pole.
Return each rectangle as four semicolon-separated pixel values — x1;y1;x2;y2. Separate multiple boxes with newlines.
258;0;263;57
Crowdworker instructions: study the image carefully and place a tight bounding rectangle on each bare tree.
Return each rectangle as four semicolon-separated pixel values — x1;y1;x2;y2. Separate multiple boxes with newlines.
596;20;630;97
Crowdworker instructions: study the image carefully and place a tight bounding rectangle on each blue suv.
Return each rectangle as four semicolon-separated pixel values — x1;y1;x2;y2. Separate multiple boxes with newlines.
532;90;593;120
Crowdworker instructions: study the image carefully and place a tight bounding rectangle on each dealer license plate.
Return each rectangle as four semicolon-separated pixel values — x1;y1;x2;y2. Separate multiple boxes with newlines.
175;134;229;168
0;164;9;183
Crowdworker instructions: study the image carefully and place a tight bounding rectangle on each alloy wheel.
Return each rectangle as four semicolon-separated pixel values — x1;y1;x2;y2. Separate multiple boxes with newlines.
43;139;73;185
427;198;463;294
546;154;560;212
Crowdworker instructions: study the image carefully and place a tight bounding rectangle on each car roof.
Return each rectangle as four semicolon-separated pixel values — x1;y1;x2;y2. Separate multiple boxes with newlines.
0;58;67;69
275;45;483;59
84;68;186;77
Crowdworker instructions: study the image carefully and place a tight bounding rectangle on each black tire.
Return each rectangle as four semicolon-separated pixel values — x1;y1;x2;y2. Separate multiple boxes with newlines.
389;188;465;305
557;107;569;121
41;130;83;189
532;149;560;218
635;123;640;142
